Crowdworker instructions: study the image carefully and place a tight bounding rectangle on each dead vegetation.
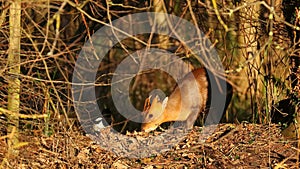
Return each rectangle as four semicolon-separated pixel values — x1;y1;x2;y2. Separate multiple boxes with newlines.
0;123;298;168
0;0;299;168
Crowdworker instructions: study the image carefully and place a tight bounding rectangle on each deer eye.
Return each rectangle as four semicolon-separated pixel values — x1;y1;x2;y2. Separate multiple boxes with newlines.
148;114;153;119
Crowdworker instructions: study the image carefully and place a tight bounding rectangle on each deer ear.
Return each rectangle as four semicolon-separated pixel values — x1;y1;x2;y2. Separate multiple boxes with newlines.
161;97;168;110
143;95;152;111
147;95;152;100
152;95;160;103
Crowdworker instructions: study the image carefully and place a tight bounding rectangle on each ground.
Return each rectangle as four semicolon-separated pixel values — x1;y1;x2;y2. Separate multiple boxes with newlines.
0;123;298;168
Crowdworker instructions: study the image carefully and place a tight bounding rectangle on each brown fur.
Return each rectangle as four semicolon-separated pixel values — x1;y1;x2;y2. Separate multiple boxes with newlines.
141;68;209;132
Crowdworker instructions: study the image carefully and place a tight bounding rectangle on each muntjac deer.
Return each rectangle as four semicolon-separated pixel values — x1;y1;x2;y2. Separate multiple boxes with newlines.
141;68;232;132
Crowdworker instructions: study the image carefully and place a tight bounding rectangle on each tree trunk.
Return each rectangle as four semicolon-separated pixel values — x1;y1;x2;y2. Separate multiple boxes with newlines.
237;0;262;122
7;0;21;156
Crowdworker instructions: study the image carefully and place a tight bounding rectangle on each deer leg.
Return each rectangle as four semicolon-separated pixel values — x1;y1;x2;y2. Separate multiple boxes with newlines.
185;106;200;130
